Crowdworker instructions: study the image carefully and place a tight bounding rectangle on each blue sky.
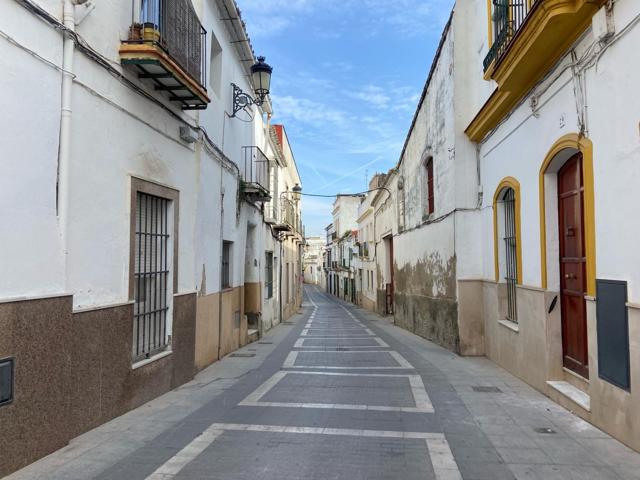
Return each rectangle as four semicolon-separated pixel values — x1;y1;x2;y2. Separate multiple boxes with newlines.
240;0;454;237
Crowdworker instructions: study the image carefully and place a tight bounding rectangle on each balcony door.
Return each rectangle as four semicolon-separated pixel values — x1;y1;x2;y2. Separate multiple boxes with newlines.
558;153;589;379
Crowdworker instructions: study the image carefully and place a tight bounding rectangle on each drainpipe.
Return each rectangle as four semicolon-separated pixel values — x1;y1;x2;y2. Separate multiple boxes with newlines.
58;0;76;279
475;143;483;208
217;185;225;360
58;0;90;283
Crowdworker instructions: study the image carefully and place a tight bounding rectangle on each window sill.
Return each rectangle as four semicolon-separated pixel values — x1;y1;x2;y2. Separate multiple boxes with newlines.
498;319;519;333
132;349;172;370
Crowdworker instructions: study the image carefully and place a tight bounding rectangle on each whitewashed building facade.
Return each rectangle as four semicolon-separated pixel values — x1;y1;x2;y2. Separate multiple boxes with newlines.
355;0;640;454
0;0;303;475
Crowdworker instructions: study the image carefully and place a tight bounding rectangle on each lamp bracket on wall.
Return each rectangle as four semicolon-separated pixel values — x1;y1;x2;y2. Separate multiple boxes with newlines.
231;83;262;118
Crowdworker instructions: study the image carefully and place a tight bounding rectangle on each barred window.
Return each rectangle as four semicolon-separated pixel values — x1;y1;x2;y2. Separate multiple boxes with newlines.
133;192;170;361
222;241;232;289
501;188;518;322
265;252;274;299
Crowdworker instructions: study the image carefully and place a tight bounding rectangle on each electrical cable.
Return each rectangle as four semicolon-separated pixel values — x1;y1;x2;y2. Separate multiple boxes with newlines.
14;0;242;180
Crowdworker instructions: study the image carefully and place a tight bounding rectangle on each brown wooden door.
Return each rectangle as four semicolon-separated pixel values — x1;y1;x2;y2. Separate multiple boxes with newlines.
558;153;589;378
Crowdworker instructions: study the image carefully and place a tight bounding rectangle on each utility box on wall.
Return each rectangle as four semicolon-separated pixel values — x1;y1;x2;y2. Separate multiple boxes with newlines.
596;280;631;391
0;357;14;406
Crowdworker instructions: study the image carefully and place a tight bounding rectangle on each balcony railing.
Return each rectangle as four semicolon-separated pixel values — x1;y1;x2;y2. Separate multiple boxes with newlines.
121;0;209;109
241;146;271;201
484;0;537;71
281;197;296;229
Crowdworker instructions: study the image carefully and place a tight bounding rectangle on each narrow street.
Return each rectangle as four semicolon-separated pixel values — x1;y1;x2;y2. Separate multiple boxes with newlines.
6;286;640;480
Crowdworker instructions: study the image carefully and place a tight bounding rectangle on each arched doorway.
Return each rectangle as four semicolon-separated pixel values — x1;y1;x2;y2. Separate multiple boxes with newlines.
539;134;596;379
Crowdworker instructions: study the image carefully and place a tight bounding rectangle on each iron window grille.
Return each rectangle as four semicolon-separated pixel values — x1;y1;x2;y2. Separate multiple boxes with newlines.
222;241;232;289
265;252;274;299
133;192;170;361
502;188;518;322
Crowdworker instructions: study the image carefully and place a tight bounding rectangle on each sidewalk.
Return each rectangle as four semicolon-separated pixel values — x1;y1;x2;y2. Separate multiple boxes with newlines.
6;287;640;480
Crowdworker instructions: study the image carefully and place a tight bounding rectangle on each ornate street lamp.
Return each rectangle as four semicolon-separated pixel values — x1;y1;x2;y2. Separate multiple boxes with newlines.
291;183;302;203
231;56;273;117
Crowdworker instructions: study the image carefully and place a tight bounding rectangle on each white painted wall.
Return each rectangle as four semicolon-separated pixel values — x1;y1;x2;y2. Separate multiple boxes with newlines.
1;0;304;337
0;2;65;298
477;2;640;300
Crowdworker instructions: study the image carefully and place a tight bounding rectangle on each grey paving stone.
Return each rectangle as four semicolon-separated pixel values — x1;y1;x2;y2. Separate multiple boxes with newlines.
496;447;551;464
177;430;434;480
293;350;401;368
508;464;621;480
261;372;416;407
457;461;516;480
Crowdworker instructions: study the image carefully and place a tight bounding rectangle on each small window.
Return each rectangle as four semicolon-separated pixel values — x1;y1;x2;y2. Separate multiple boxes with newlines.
222;241;232;289
425;157;434;216
265;252;273;299
500;188;518;322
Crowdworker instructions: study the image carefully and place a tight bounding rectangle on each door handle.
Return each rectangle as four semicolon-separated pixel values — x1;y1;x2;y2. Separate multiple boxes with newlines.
565;273;576;280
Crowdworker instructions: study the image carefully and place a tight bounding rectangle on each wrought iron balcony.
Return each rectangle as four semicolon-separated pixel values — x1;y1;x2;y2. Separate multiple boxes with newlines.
484;0;537;72
241;146;271;201
468;0;606;141
120;0;210;110
272;197;295;233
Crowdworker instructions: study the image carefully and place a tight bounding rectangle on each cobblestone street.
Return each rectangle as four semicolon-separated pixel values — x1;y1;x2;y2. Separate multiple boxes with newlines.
7;286;640;480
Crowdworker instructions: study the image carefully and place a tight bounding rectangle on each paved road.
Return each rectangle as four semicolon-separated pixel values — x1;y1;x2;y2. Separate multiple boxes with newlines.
8;285;640;479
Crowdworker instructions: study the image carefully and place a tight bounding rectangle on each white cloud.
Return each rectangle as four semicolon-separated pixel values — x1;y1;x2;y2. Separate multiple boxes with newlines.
348;85;391;108
273;95;347;126
239;0;454;39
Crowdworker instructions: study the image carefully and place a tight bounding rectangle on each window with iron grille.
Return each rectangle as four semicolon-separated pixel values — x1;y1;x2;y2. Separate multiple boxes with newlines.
501;188;518;322
133;192;171;361
222;241;232;289
265;251;273;299
425;157;434;216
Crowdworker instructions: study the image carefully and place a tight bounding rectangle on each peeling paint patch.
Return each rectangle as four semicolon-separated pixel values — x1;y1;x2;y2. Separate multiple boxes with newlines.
393;254;459;353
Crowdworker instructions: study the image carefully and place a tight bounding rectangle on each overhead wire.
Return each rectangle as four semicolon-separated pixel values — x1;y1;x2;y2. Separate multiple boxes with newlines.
13;0;242;180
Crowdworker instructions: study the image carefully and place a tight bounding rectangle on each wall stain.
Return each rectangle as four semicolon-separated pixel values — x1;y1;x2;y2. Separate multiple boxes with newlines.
199;264;206;297
135;151;168;179
393;253;460;353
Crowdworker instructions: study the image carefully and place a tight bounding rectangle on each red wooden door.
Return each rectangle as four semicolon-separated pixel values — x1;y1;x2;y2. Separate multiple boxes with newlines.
558;154;589;378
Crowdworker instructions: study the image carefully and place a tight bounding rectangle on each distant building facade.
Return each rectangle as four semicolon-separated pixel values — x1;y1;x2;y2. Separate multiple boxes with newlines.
303;236;325;287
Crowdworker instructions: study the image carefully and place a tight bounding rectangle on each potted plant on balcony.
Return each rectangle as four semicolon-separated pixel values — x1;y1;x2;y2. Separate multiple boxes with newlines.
129;22;143;41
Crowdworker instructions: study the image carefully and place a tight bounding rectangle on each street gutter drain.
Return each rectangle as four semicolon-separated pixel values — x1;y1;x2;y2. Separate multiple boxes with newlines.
471;386;503;393
533;427;557;434
282;322;294;325
258;342;273;345
229;353;256;358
